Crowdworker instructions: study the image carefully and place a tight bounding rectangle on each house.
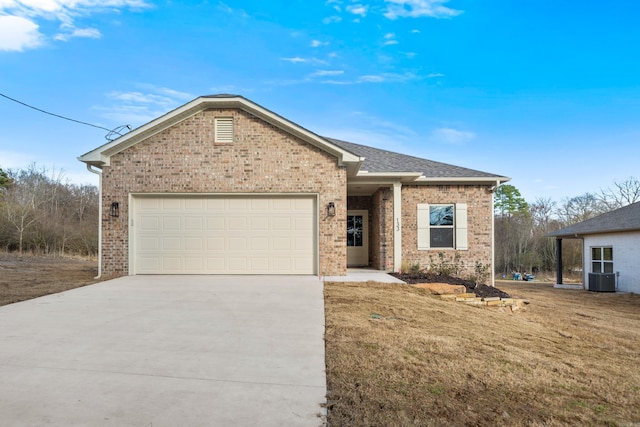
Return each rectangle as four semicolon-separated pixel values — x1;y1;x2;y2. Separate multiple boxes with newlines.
79;95;509;281
549;202;640;293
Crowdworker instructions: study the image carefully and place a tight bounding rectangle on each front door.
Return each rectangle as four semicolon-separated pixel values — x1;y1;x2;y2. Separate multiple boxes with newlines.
346;210;369;267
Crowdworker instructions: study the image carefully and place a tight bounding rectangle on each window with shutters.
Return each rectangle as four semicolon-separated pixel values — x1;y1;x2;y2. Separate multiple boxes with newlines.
417;203;468;250
215;117;234;143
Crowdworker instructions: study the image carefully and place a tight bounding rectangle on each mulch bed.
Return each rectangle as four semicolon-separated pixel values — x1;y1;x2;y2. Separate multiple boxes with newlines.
389;272;511;299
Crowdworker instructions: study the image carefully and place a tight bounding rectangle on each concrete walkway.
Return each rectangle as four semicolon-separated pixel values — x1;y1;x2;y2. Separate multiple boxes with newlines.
324;268;405;284
0;275;326;427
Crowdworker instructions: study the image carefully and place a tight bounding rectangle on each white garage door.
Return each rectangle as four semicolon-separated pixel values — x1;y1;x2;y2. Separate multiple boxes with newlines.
132;195;316;275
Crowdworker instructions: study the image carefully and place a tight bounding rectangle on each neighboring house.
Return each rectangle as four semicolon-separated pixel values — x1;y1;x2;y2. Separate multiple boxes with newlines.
79;95;509;281
548;202;640;293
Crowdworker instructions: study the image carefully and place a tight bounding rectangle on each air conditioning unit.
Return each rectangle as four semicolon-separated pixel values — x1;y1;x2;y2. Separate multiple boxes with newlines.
588;273;616;292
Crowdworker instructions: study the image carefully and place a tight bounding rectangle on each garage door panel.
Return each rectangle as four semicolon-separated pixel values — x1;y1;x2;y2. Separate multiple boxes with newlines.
184;216;203;230
139;216;160;231
228;217;247;230
184;199;204;210
162;237;182;250
251;217;269;230
272;217;292;230
184;257;203;270
207;217;225;230
162;199;181;210
272;238;292;251
162;257;182;271
162;216;181;231
251;238;269;250
134;195;316;274
140;237;160;250
228;199;247;210
184;238;203;250
207;237;225;250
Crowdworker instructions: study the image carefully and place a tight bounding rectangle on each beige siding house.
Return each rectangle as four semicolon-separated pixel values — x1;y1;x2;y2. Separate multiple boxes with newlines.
79;95;509;281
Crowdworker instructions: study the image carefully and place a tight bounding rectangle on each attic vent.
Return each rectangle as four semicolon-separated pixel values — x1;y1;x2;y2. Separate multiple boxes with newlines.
215;117;234;143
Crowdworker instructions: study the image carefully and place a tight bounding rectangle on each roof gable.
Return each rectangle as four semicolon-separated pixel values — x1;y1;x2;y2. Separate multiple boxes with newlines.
78;95;361;171
549;202;640;237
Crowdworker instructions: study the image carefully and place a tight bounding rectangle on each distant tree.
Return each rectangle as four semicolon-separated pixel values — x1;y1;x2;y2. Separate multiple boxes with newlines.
0;167;10;189
494;184;533;274
494;184;529;217
557;193;604;225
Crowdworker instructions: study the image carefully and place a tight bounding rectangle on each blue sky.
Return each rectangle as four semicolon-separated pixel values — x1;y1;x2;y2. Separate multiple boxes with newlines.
1;0;639;203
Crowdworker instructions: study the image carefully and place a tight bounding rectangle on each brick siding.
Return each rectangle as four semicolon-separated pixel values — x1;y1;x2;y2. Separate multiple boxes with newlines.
100;108;347;278
401;185;494;282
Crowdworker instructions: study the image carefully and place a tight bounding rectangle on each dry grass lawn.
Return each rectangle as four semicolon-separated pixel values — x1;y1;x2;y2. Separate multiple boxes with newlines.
0;253;98;306
324;280;640;426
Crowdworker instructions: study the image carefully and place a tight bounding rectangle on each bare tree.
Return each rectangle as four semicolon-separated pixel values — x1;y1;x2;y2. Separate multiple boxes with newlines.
598;176;640;210
0;164;98;256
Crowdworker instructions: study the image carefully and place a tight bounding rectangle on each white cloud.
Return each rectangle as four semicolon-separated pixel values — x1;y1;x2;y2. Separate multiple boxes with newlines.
357;72;418;83
281;56;329;66
0;15;43;51
310;39;329;47
432;127;475;144
309;70;344;77
322;15;342;24
427;72;444;77
383;32;398;45
54;27;101;41
384;0;462;19
0;0;150;50
281;56;308;63
346;4;368;17
95;85;193;126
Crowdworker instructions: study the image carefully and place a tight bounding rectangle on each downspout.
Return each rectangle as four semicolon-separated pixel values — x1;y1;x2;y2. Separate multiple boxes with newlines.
491;180;499;286
86;164;102;279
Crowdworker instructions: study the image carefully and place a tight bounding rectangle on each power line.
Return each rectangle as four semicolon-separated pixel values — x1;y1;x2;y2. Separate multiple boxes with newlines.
0;92;130;140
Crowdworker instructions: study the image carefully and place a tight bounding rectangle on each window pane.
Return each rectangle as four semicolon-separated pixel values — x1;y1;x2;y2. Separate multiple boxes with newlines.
346;215;363;247
603;247;613;261
604;262;614;273
430;205;454;226
430;228;454;248
592;247;602;260
592;262;602;273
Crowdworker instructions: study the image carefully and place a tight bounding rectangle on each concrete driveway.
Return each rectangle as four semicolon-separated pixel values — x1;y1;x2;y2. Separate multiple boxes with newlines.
0;275;326;426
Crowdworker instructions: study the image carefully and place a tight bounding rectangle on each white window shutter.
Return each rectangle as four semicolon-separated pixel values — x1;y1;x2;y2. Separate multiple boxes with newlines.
215;117;234;143
417;203;429;250
455;203;468;250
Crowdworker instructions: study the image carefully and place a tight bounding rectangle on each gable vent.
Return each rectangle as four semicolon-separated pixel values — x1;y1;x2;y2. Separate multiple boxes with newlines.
215;117;234;143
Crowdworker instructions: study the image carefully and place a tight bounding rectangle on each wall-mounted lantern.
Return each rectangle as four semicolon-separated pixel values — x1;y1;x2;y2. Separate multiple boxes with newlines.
110;202;120;218
327;202;336;217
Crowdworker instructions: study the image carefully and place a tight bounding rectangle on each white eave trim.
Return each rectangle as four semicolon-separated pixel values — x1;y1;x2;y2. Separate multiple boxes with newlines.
78;96;361;167
413;176;512;185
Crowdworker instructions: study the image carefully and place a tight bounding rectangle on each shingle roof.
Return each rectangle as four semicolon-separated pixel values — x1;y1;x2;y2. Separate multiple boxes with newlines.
326;137;505;178
548;202;640;237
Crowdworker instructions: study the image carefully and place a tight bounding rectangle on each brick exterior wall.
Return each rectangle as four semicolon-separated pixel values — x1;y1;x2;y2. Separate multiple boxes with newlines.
401;185;494;282
100;108;347;278
371;188;394;270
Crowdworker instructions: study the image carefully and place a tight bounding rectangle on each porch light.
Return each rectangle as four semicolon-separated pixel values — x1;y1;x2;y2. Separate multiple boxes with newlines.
327;202;336;217
110;202;119;218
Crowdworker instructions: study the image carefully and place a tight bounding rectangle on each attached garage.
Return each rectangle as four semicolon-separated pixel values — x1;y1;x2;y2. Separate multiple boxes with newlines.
131;195;317;275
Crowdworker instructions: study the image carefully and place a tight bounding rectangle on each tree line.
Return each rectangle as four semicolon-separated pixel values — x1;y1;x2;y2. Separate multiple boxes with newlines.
0;164;99;256
494;177;640;276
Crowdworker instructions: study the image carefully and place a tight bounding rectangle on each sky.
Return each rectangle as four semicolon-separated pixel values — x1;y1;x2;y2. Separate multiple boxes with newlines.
1;0;639;203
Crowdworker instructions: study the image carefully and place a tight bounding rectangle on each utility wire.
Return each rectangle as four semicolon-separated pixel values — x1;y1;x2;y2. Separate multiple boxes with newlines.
0;92;127;137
